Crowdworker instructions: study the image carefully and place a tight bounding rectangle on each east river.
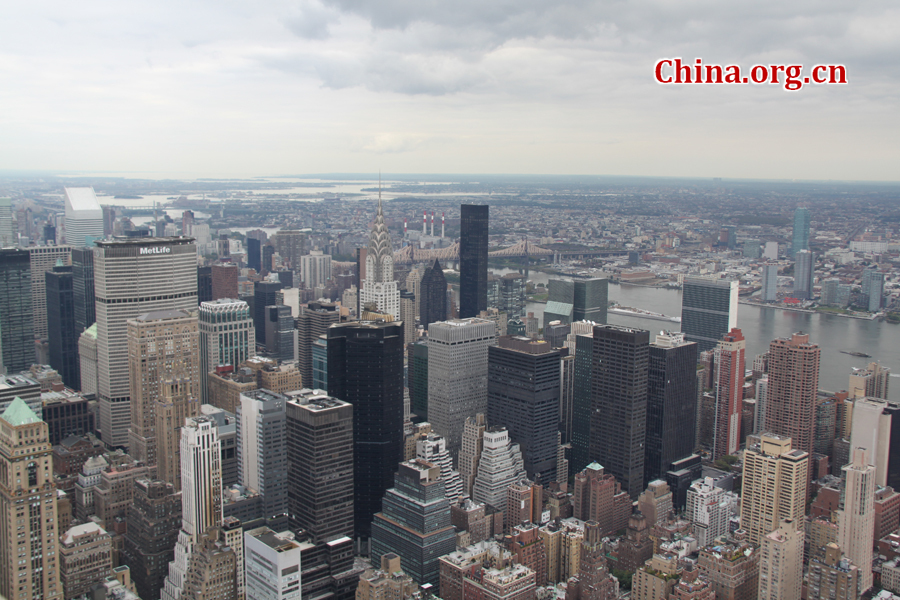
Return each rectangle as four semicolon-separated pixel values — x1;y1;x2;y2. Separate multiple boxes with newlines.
492;268;900;401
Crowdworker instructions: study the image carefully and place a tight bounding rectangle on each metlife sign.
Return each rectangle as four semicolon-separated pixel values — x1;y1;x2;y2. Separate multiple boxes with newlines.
139;246;171;255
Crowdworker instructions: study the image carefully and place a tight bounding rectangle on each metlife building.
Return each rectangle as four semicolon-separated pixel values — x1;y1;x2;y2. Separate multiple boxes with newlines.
94;237;198;448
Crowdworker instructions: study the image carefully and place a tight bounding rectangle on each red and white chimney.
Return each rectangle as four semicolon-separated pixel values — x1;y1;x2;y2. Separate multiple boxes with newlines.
442;212;445;238
423;210;427;235
430;211;434;237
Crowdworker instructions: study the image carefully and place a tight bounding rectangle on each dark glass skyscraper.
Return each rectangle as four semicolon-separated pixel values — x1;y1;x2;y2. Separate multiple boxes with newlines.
487;336;561;484
247;237;261;273
408;341;428;422
71;247;95;333
197;265;213;304
254;280;283;343
645;332;698;485
0;249;33;374
327;320;404;541
46;265;80;390
459;204;489;318
591;324;650;499
680;277;738;353
419;258;447;330
792;207;810;258
544;278;608;325
570;331;594;474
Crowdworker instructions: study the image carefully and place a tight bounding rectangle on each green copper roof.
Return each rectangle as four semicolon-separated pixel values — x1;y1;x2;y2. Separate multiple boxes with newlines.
586;462;603;471
1;397;41;426
83;323;97;339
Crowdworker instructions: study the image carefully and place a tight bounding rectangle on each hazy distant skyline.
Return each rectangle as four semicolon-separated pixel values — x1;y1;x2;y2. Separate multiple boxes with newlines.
3;1;898;181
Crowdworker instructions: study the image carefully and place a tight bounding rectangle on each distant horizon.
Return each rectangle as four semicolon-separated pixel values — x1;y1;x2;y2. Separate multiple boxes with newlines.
2;170;900;187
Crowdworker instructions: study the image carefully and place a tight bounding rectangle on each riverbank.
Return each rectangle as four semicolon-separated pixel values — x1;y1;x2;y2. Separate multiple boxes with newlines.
739;300;877;320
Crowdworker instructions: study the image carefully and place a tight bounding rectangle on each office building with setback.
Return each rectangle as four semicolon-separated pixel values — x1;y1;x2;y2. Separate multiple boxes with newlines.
371;460;457;587
94;237;198;448
64;187;104;248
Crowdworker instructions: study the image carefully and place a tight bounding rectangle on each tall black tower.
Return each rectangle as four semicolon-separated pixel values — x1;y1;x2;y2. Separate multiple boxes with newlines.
46;265;80;390
71;247;95;333
419;258;448;330
247;237;261;273
253;280;283;343
487;336;561;484
327;320;404;542
590;324;650;499
645;333;698;486
459;204;489;318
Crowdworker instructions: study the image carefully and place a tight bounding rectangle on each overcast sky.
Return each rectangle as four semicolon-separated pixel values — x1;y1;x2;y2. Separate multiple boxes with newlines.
2;1;898;181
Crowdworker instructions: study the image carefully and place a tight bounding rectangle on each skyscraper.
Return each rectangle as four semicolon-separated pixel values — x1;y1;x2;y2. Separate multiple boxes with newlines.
199;299;255;404
420;258;448;330
792;207;810;258
71;247;95;334
472;426;527;512
416;433;464;504
758;520;804;600
244;527;303;600
712;328;745;460
300;250;332;289
64;187;104;248
487;336;560;484
867;271;885;312
645;332;698;483
121;479;182;600
327;320;404;541
427;318;497;459
459;204;489;318
591;324;650;499
161;415;224;600
296;301;340;389
95;237;198;448
0;198;14;246
544;278;608;325
765;332;820;455
253;280;283;343
28;245;71;342
680;277;738;353
247;237;262;273
197;265;213;304
761;263;778;302
459;413;487;497
0;399;63;600
793;249;814;299
127;310;201;480
285;389;354;543
849;362;890;399
271;229;307;273
237;389;289;525
210;263;238;301
264;305;295;362
371;460;456;586
570;322;596;474
740;434;808;545
360;198;400;319
0;248;33;374
46;264;81;389
838;447;875;593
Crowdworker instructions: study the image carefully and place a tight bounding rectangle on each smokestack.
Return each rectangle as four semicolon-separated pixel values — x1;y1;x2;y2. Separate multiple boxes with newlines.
404;218;407;236
442;212;445;238
430;211;434;237
423;210;427;235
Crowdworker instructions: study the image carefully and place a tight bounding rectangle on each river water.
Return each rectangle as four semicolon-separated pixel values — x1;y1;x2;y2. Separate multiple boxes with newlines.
491;268;899;400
